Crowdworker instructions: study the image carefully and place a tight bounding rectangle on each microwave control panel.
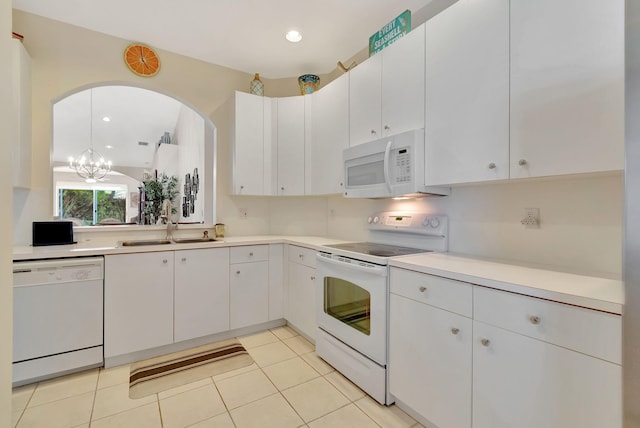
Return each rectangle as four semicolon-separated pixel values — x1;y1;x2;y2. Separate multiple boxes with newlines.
392;147;412;183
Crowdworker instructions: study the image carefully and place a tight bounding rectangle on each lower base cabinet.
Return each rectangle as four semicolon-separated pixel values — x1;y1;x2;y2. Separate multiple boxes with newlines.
287;246;317;341
105;252;174;358
174;248;230;343
473;321;622;428
230;261;269;329
389;294;472;428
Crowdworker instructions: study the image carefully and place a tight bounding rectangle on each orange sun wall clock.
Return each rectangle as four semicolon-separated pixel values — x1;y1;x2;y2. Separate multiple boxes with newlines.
124;43;160;77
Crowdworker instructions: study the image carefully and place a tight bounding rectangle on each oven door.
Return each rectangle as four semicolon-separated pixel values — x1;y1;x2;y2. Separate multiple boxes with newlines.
316;252;388;365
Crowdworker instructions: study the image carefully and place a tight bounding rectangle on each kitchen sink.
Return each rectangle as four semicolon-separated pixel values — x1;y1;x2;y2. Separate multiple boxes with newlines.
171;237;218;244
120;239;173;246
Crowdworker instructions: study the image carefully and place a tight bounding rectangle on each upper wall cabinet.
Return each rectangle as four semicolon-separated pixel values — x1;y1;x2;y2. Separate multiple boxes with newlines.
424;0;509;186
509;0;624;178
230;91;274;195
350;24;425;146
307;73;349;195
276;96;306;195
12;39;32;189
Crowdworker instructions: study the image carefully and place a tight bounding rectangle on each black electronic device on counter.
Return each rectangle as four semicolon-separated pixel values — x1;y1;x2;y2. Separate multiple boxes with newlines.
32;221;77;246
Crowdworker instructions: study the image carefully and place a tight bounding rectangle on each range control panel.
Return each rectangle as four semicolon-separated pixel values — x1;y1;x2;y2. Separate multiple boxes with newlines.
367;212;447;236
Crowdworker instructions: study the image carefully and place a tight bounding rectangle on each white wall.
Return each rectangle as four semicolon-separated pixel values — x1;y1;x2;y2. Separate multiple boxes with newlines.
2;0;14;424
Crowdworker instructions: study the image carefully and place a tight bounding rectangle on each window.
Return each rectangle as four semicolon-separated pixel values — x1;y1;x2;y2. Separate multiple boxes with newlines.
58;186;127;225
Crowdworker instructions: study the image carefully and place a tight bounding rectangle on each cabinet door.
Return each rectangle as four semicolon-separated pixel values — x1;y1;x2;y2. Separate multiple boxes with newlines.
510;0;624;178
424;0;509;186
473;321;622;428
389;294;472;428
307;73;349;194
11;39;31;189
287;262;316;341
381;24;425;137
104;252;174;358
276;96;305;195
230;261;269;329
233;91;265;195
174;248;230;343
349;53;382;146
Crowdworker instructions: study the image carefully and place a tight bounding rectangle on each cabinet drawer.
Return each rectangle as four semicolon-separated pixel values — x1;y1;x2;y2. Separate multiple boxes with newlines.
390;268;472;317
474;286;621;364
288;245;317;268
230;245;268;264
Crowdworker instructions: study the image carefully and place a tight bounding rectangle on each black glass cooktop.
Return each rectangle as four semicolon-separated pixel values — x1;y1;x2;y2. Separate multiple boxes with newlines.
326;242;431;258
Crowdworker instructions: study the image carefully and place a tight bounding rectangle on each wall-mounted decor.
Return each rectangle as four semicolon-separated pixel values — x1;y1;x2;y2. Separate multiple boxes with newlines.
369;9;411;56
182;168;199;218
124;43;161;77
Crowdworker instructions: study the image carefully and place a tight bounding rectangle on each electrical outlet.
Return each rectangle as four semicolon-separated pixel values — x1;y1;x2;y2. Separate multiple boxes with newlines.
238;207;247;219
521;208;540;228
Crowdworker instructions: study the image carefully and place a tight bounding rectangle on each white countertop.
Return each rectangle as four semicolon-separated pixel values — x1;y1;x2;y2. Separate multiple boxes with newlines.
14;238;624;314
12;235;350;261
390;252;624;314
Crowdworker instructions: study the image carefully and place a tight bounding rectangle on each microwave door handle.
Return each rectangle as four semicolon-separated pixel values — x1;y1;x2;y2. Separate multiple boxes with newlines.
383;140;393;193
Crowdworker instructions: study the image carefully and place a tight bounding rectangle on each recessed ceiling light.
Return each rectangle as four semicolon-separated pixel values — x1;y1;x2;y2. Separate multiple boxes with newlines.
286;30;302;43
105;145;114;149
102;116;111;122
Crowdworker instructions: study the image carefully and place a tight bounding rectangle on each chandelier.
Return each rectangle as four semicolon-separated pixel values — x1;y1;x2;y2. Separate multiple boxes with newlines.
69;89;112;183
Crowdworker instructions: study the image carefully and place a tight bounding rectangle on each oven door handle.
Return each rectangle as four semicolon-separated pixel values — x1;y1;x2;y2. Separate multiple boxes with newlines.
317;254;388;277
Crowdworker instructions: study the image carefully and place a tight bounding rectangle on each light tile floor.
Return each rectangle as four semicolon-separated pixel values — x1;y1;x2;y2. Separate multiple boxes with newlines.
11;326;426;428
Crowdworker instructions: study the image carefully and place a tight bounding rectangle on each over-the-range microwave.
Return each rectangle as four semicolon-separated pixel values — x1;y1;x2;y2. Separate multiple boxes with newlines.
343;129;449;198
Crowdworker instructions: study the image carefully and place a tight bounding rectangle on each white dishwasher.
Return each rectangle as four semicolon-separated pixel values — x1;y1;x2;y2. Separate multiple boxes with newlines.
13;257;104;386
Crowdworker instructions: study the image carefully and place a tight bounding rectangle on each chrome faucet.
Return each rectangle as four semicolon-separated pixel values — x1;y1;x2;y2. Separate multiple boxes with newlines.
161;199;176;240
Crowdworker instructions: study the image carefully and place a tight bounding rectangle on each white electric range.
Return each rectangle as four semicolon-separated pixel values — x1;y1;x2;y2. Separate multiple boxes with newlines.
315;212;448;405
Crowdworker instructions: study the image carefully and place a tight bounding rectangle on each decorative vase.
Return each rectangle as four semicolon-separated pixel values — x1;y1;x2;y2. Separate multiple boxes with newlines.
250;73;264;96
298;74;320;95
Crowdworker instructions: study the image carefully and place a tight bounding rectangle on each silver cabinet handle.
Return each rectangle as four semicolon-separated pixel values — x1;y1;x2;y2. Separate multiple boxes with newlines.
240;185;244;190
384;125;390;131
529;315;540;325
181;257;187;262
299;254;304;259
281;187;284;191
249;252;254;257
451;328;460;335
162;259;168;264
371;130;377;135
310;276;316;281
236;270;241;275
419;286;427;293
518;159;527;166
480;338;490;347
488;163;496;169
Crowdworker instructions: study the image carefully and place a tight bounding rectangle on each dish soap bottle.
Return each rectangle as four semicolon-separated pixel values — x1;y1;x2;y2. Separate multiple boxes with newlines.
250;73;264;96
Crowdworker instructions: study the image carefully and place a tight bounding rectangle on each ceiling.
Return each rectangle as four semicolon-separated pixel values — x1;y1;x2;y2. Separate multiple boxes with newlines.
53;86;189;169
12;0;435;78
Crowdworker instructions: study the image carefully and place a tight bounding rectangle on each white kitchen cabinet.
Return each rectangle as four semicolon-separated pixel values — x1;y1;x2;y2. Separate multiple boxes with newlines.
349;24;425;147
286;245;317;341
268;244;285;320
307;73;349;194
424;0;509;186
230;245;269;329
389;268;473;428
104;252;174;358
473;320;622;428
509;0;624;178
174;248;230;343
276;96;306;195
380;23;425;139
11;38;31;189
349;53;382;146
230;91;274;195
